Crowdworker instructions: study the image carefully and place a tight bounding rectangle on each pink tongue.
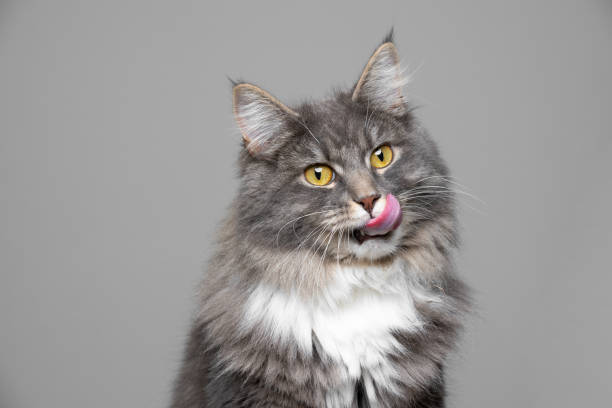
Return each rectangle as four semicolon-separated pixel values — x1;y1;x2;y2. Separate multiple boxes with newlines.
364;194;402;236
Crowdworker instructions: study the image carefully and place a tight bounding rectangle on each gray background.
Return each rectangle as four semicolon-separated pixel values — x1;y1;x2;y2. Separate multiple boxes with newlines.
1;0;611;407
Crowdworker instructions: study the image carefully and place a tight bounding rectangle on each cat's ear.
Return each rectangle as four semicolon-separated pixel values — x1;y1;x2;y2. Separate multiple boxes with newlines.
232;83;299;157
352;39;407;116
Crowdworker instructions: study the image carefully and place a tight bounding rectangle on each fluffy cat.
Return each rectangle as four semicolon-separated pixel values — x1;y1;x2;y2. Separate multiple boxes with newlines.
170;32;470;408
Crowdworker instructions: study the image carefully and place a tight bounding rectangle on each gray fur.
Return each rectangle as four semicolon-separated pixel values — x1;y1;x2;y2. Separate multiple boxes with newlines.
170;34;470;408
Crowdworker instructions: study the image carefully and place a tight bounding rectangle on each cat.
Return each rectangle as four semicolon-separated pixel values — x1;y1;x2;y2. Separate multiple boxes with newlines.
170;32;470;408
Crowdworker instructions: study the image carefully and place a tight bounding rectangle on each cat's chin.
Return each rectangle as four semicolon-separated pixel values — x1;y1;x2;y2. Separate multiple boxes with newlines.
348;225;404;260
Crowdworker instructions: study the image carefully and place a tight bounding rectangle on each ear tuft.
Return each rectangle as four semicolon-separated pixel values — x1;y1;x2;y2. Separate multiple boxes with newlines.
352;41;407;115
382;27;394;45
232;83;299;156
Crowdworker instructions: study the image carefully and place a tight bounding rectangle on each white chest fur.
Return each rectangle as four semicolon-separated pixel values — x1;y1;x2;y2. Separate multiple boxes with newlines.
242;259;428;405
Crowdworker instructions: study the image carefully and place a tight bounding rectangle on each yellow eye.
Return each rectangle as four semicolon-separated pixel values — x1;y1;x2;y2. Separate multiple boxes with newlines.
370;145;393;168
304;165;334;186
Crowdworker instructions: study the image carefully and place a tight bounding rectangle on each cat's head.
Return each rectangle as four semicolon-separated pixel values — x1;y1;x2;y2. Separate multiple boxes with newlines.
231;35;455;271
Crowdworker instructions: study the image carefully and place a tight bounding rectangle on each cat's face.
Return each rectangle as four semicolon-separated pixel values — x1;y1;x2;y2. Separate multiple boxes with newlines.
232;40;452;266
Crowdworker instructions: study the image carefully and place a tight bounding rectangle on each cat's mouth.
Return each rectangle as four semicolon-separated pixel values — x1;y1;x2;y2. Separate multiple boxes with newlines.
351;194;403;245
351;228;394;244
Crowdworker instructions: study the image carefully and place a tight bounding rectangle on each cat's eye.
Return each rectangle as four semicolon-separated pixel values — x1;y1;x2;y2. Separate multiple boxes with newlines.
370;145;393;169
304;165;334;186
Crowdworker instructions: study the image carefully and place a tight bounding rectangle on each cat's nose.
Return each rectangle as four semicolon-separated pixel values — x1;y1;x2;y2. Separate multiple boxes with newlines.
357;194;381;216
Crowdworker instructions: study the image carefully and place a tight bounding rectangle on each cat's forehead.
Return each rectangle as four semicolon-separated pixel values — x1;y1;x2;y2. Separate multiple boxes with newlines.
291;98;395;164
299;100;365;141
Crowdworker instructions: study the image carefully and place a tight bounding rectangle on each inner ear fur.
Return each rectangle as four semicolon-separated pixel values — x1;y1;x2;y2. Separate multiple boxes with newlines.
232;83;300;156
352;42;407;115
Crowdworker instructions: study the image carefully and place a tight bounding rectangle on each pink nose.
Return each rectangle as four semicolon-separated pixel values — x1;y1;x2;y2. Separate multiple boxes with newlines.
357;194;381;215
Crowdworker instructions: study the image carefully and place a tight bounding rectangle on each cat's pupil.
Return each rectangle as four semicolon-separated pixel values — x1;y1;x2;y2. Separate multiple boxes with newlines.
376;149;384;161
314;167;322;180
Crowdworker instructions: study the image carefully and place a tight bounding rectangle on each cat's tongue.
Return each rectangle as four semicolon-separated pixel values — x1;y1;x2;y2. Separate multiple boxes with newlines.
363;194;402;236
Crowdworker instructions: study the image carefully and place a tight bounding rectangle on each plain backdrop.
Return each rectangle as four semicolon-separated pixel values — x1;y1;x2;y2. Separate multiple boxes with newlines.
1;1;611;407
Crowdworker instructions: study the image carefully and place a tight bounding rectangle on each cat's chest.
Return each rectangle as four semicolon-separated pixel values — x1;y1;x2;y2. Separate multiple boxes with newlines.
310;285;419;379
244;261;424;385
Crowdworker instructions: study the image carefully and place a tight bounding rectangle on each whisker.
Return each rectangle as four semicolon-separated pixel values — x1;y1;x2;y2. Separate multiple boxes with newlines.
294;117;320;144
409;176;486;205
316;226;338;285
275;209;337;247
297;224;333;292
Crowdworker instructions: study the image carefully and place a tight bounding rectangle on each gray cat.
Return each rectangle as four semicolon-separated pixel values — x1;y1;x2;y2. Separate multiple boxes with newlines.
170;32;470;408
